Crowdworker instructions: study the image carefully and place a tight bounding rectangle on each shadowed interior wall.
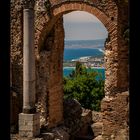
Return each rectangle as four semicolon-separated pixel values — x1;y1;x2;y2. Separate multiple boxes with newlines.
36;17;64;127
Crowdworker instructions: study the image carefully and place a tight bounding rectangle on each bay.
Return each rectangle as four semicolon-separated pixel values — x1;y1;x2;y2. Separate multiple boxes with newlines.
64;48;104;61
63;39;105;79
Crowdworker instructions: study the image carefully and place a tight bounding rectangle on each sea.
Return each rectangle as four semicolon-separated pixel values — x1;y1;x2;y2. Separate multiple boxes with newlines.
63;39;105;80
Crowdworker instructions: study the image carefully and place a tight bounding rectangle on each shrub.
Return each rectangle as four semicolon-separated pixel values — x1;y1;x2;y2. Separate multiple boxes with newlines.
63;62;105;111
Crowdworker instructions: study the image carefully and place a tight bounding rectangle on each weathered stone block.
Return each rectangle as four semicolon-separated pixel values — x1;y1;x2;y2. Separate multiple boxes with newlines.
91;122;103;137
19;113;40;138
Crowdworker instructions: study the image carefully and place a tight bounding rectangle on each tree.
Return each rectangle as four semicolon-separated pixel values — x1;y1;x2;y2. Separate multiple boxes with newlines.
63;62;105;111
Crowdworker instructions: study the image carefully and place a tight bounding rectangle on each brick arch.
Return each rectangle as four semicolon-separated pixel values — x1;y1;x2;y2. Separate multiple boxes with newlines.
52;2;117;32
35;0;120;128
35;13;62;53
35;1;118;51
35;0;119;101
35;1;118;54
50;2;119;98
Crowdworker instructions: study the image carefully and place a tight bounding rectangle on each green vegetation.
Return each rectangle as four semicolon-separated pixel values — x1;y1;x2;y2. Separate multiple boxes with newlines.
63;61;105;111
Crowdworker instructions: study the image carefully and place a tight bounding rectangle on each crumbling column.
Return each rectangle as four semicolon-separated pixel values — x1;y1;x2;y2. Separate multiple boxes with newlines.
19;0;40;138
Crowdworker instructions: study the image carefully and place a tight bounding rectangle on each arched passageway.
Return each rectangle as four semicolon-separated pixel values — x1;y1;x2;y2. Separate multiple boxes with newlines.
34;0;124;128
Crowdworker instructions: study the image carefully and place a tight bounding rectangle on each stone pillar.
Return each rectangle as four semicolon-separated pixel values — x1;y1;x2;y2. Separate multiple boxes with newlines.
23;0;35;114
19;0;40;138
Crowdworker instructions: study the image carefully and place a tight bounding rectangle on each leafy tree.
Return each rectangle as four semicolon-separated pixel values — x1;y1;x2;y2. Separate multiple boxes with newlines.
63;61;105;111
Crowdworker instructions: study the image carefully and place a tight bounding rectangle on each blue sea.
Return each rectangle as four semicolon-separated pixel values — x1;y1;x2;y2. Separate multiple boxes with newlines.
63;67;105;80
64;48;104;61
63;39;105;79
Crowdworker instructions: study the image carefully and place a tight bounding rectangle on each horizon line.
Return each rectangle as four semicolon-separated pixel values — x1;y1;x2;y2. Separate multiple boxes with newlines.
64;38;106;41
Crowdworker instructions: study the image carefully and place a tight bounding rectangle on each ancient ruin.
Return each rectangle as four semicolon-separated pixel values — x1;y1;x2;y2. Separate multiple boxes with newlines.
10;0;129;139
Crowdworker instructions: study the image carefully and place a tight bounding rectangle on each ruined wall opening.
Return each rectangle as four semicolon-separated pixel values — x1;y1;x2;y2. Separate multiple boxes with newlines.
35;2;118;130
63;11;108;78
62;11;108;139
63;11;108;109
35;2;121;132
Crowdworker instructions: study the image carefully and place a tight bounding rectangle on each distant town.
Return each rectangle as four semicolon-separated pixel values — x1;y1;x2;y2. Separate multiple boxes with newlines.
63;55;104;68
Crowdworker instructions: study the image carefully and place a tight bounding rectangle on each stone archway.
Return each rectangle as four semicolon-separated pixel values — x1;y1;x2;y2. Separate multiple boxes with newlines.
34;0;121;128
10;0;129;139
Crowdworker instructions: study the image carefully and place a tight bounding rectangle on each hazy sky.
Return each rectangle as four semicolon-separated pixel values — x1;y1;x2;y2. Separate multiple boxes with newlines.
63;11;108;40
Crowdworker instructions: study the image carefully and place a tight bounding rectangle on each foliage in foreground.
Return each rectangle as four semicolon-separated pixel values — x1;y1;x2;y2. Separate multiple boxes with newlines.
63;62;105;111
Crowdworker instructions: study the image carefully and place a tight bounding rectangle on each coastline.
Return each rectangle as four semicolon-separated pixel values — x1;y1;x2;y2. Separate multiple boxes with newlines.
63;66;105;69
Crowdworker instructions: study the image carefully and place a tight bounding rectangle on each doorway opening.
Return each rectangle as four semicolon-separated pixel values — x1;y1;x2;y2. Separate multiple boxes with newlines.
62;11;108;140
63;11;108;110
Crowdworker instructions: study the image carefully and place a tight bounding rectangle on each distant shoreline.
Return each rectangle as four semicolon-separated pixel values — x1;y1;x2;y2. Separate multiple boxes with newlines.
64;39;106;49
63;67;105;69
64;46;104;49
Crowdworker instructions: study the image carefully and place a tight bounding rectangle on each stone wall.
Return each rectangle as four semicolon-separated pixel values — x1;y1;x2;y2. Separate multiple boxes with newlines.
117;2;129;92
37;0;122;97
100;2;129;138
10;0;23;94
36;51;50;127
47;17;64;127
101;91;129;139
36;17;64;127
10;0;23;125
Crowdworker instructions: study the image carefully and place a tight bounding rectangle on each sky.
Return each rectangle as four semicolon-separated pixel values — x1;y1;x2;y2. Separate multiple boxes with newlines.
63;11;108;40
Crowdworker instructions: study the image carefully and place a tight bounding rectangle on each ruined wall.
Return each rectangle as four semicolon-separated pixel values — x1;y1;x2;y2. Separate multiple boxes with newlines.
104;26;119;96
35;16;64;127
51;0;121;96
43;0;128;98
10;0;23;126
117;2;129;92
47;17;64;127
10;0;128;97
100;2;129;139
10;0;129;138
36;51;50;127
11;0;23;95
101;91;129;139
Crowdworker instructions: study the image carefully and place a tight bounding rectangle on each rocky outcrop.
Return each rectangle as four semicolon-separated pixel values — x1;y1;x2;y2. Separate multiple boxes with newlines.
63;96;129;140
63;99;94;139
63;98;83;135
